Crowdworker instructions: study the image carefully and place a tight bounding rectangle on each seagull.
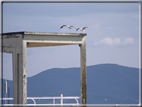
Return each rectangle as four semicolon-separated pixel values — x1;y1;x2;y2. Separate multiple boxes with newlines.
60;25;76;29
70;26;76;30
76;27;88;32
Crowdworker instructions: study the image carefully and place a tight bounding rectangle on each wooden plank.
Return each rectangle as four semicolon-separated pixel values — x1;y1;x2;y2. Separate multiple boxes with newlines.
12;38;27;104
18;40;27;104
22;40;27;104
25;40;82;48
24;35;83;43
80;36;87;104
12;48;18;104
24;32;87;36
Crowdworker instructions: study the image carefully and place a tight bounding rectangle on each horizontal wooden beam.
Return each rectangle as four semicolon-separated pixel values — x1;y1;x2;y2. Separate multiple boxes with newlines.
24;35;84;43
25;40;82;48
24;32;87;36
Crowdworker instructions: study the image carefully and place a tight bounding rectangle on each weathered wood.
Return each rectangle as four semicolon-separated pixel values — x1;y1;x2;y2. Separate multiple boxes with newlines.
24;34;83;42
2;46;13;53
12;48;18;104
18;40;27;104
80;36;87;104
12;37;27;104
25;40;82;48
2;36;22;47
2;31;87;105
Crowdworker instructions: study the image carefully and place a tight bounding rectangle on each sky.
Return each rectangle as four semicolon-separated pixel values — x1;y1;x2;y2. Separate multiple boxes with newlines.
2;2;140;80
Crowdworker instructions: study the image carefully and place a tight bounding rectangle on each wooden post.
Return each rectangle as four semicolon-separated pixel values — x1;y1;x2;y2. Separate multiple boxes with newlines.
80;36;87;104
18;40;27;104
12;48;18;104
12;40;27;104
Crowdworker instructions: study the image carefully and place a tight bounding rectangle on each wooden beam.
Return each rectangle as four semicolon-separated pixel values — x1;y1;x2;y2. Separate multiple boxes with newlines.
12;39;27;104
2;46;13;53
25;40;82;48
18;40;27;104
80;36;87;104
24;35;83;44
2;37;22;47
12;48;18;104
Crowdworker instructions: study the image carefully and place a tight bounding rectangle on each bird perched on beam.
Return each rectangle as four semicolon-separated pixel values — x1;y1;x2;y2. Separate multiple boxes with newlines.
76;27;88;32
60;25;76;29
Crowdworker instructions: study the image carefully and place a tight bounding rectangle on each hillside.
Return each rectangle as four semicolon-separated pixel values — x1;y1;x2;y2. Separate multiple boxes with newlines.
3;64;139;104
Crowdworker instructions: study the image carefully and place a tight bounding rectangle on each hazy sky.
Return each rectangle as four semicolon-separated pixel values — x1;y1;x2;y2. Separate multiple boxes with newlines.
3;3;139;80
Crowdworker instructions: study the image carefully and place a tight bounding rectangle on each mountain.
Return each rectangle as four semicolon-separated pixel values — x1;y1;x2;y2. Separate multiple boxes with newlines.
2;64;139;104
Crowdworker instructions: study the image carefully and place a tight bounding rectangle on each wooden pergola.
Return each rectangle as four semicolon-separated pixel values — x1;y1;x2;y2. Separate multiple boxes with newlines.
2;31;87;105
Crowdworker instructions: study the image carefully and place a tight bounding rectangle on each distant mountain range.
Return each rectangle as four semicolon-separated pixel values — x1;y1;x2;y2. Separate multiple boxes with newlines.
2;64;139;104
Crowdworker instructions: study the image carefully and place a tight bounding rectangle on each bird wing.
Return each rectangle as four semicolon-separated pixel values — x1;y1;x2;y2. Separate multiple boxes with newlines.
82;27;88;31
76;28;80;31
60;25;68;29
70;26;76;29
83;27;88;29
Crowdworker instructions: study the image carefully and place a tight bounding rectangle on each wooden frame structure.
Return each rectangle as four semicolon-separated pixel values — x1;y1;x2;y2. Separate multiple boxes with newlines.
2;31;87;105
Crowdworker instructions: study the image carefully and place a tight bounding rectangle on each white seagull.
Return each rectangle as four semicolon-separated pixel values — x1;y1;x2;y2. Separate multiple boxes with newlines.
76;27;88;32
60;25;76;29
